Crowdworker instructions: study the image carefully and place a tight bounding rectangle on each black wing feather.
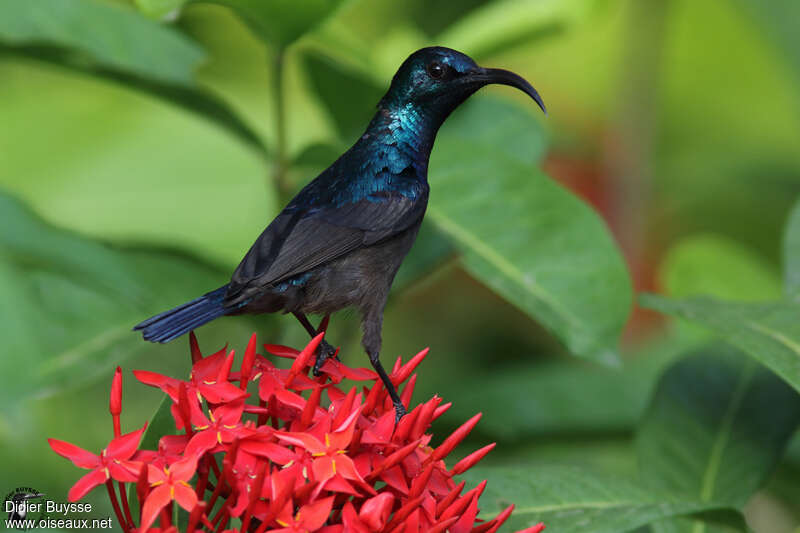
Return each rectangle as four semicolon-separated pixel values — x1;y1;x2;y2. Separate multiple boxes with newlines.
226;188;427;304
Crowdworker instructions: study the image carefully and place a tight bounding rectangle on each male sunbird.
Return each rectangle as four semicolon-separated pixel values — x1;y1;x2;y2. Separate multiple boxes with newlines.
135;47;545;419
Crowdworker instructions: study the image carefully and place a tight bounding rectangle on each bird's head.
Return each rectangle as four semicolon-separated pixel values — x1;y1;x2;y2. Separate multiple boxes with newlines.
379;47;546;121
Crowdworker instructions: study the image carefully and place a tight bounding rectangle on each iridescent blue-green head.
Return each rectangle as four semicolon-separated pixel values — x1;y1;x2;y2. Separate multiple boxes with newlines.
379;46;546;124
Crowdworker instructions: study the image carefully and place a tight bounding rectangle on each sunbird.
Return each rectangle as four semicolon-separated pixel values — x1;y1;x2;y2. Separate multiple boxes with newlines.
135;46;545;419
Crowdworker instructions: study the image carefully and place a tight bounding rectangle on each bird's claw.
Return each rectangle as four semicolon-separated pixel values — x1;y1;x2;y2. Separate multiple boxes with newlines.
393;400;407;422
313;340;339;376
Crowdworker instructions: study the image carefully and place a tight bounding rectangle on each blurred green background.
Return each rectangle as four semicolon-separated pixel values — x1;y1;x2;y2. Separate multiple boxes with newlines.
1;0;800;531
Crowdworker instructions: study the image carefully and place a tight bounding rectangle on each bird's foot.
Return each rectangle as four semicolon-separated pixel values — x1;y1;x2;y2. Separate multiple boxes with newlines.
313;339;339;377
393;400;407;422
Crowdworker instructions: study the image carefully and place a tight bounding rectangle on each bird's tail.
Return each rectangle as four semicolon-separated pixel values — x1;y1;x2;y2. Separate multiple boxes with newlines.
134;285;230;343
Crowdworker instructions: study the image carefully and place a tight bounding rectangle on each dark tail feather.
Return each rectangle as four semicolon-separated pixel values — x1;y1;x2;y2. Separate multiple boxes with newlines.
134;285;229;343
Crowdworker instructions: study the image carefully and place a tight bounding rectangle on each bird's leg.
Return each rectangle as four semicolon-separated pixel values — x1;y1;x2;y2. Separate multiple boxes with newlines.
361;305;406;420
292;312;337;376
368;350;407;421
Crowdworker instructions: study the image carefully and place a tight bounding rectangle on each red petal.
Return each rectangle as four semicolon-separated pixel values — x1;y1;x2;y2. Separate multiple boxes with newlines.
184;430;220;457
105;424;146;460
48;439;99;468
133;370;179;398
216;399;246;425
328;407;361;449
311;456;336;484
275;431;326;455
273;388;307;412
362;410;395;445
380;465;409;494
449;492;479;533
342;502;370;533
159;434;190;455
263;343;299;358
359;492;394;530
316;475;359;498
67;468;107;501
191;347;227;381
198;381;248;404
240;332;258;389
403;509;421;533
140;484;171;532
297;496;335;531
173;483;198;512
336;363;378;382
428;467;453;496
331;455;368;485
241;441;296;465
170;455;198;481
107;460;141;482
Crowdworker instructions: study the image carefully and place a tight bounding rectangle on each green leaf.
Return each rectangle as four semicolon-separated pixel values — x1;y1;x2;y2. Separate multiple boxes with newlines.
640;294;800;395
429;98;632;364
0;0;203;86
202;0;346;49
733;0;800;77
0;0;267;154
461;465;733;532
649;511;752;533
637;346;800;532
660;234;781;301
436;0;595;59
0;192;262;413
301;50;384;142
783;197;800;299
437;347;678;441
140;396;179;452
134;0;186;19
0;58;275;267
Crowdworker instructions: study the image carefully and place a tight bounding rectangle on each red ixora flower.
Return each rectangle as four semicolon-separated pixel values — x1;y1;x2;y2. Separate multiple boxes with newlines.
49;332;545;533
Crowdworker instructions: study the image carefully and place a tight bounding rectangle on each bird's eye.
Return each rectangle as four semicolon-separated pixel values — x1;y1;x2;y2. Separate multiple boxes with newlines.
427;62;444;79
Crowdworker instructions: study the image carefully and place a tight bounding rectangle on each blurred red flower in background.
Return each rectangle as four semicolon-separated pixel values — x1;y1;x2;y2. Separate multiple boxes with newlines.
49;332;545;533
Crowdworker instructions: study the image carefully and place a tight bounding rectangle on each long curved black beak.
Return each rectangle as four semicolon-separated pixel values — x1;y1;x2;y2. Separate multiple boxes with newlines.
468;67;547;114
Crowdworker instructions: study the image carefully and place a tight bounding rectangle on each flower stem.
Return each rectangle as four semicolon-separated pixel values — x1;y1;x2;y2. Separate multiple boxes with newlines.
117;481;134;529
196;456;211;499
105;479;127;531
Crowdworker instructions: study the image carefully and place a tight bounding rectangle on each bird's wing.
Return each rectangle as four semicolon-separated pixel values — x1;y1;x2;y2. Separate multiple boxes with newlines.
226;188;428;302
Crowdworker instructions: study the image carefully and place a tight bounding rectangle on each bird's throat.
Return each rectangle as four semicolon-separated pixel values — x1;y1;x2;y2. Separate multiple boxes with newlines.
363;102;444;175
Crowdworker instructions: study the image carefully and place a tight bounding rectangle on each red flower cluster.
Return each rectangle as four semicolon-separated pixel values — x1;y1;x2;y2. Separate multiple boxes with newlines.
49;332;544;533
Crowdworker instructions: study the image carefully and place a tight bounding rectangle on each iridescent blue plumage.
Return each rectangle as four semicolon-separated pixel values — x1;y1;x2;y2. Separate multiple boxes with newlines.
134;46;545;419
